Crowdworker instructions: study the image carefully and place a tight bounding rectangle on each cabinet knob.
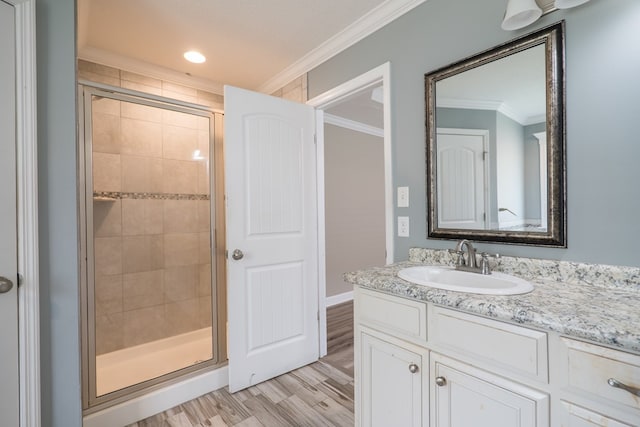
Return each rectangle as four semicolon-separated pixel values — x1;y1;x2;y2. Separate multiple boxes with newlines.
435;376;447;387
408;363;419;373
0;276;14;293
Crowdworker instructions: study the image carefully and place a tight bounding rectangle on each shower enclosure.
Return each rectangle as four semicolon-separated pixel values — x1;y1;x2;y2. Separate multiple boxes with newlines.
79;84;226;409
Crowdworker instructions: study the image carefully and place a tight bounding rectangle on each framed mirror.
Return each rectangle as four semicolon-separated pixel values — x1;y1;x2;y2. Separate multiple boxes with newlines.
425;22;566;247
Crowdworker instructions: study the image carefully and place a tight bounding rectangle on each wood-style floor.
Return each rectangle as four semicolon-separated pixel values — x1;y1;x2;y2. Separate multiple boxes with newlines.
127;301;354;427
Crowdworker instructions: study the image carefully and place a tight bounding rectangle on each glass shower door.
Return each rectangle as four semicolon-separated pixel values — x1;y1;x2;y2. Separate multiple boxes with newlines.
83;87;219;404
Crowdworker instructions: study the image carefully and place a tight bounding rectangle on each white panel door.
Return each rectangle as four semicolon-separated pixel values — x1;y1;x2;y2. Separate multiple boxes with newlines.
0;1;19;425
437;129;487;229
224;85;319;392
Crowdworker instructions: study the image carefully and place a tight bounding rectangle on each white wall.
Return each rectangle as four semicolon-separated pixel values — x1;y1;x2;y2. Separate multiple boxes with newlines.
496;112;525;227
324;124;386;297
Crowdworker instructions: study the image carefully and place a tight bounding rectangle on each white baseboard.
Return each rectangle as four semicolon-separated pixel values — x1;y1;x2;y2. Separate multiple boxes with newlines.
83;366;228;427
326;291;354;307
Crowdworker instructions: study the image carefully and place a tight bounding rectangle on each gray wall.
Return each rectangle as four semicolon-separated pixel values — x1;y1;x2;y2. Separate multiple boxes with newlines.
37;0;82;425
324;124;386;297
308;0;640;267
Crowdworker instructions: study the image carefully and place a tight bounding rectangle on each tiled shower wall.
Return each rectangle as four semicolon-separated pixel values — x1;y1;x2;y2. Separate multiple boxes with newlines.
79;60;307;355
80;61;219;355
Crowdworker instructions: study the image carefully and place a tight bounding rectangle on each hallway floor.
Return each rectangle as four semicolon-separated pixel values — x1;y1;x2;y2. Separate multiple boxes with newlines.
127;301;354;427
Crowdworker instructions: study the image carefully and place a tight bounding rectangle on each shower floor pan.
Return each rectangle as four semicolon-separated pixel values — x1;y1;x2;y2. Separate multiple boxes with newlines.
96;327;213;396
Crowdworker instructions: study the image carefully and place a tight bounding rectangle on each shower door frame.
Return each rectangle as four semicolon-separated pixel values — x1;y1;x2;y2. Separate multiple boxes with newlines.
78;83;227;412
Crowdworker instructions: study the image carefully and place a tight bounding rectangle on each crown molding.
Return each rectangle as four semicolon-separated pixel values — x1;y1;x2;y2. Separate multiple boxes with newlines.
258;0;428;94
325;113;384;138
437;97;544;126
80;0;426;96
78;46;225;94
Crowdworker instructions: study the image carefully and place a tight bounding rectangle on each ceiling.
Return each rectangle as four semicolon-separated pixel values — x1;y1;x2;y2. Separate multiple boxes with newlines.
77;0;425;95
77;0;554;130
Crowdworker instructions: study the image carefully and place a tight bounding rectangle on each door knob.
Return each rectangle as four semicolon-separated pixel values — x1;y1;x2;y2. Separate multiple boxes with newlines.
231;249;244;260
408;363;419;373
435;376;447;387
0;276;14;293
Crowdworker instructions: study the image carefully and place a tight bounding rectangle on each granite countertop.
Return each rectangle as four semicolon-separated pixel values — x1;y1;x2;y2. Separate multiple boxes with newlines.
345;253;640;355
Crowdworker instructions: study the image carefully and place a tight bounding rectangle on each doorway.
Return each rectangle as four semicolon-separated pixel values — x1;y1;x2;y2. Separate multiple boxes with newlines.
79;84;226;410
308;62;393;355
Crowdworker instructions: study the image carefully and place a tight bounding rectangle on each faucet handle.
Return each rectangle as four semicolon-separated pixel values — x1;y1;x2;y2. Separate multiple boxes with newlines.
479;252;500;275
448;248;465;266
480;252;500;259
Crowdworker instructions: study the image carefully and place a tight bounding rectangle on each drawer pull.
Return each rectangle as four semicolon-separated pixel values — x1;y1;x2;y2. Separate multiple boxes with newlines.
607;378;640;397
408;363;419;374
435;376;447;387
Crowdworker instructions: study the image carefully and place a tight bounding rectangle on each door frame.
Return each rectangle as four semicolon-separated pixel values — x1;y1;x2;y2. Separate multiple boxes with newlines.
307;62;393;356
8;0;40;426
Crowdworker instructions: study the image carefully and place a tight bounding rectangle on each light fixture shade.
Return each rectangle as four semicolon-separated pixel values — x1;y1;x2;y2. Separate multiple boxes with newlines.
501;0;543;31
554;0;590;9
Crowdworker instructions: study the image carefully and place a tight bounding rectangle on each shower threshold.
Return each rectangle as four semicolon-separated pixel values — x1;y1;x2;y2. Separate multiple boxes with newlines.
96;327;213;396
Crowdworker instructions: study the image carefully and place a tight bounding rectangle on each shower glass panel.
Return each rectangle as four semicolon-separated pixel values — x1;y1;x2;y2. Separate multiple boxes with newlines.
84;88;217;401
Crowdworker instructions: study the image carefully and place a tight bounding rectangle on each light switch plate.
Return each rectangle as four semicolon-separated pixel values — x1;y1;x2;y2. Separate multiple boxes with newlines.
397;186;409;207
398;216;409;237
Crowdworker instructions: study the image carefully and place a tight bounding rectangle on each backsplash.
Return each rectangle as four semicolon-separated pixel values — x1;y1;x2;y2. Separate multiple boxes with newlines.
408;248;640;292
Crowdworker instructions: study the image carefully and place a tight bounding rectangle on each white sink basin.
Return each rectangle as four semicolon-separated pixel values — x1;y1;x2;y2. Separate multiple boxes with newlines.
397;266;534;295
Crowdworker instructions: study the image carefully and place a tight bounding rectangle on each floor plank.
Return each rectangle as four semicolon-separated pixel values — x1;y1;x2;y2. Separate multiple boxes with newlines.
127;301;354;427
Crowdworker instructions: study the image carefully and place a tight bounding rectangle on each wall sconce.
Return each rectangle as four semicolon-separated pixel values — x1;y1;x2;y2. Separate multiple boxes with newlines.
502;0;591;30
501;0;542;31
554;0;590;8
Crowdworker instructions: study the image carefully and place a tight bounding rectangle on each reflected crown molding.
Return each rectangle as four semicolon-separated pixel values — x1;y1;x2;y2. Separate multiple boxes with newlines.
437;97;545;126
324;113;384;138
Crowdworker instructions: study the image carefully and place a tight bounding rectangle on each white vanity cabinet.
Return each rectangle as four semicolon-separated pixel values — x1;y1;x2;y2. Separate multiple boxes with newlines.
355;287;548;427
354;286;640;427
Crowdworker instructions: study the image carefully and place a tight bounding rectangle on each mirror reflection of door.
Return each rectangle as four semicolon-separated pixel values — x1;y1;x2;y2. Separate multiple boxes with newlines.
436;128;489;230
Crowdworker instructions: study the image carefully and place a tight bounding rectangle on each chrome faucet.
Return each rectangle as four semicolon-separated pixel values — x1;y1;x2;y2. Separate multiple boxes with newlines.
451;240;496;275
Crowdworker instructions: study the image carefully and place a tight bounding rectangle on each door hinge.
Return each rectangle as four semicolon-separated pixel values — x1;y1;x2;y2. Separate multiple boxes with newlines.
314;134;317;145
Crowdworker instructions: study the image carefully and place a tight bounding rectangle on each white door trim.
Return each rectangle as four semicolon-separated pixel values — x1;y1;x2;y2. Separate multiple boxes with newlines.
307;62;393;356
8;0;40;426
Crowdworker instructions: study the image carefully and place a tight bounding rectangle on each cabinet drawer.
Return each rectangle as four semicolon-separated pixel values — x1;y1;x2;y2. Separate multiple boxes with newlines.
355;287;427;344
429;306;548;383
559;401;635;427
562;338;640;412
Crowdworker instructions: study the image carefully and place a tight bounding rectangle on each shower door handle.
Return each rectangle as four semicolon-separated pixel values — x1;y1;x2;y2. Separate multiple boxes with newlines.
0;276;14;293
231;249;244;260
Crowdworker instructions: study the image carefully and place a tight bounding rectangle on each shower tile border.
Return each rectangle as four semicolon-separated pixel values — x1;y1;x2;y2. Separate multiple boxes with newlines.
94;191;210;201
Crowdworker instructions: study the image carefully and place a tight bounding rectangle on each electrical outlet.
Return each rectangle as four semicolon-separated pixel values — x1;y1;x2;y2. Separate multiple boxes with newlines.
398;216;410;237
397;186;409;207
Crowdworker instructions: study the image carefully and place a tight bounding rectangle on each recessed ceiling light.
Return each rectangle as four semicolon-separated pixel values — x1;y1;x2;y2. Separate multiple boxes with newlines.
184;51;206;64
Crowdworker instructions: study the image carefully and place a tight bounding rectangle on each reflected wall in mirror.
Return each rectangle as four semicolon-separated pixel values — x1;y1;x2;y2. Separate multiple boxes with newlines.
425;22;566;247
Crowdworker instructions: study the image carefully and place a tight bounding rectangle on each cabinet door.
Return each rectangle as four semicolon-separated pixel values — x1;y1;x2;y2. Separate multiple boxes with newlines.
358;327;428;427
432;354;549;427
